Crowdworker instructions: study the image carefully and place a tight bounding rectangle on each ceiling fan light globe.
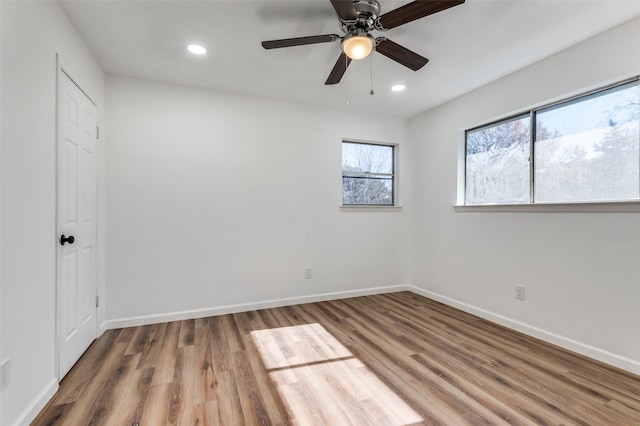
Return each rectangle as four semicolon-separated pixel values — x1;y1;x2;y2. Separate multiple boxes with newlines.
342;35;373;60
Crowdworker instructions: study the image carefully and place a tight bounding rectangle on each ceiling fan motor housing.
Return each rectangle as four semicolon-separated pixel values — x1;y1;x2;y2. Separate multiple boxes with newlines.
354;0;381;20
342;0;381;33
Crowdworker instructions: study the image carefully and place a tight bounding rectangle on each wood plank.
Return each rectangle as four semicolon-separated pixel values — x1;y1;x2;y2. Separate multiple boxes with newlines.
195;316;209;329
209;315;232;373
136;322;167;370
125;324;152;355
194;400;221;426
139;383;172;425
86;353;141;425
216;369;245;425
151;320;180;385
178;319;195;348
193;326;216;404
111;367;154;426
244;337;291;424
114;326;136;345
167;345;195;425
231;350;271;426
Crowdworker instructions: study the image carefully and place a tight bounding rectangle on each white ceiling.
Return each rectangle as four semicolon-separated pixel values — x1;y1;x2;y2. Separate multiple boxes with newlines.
59;0;640;119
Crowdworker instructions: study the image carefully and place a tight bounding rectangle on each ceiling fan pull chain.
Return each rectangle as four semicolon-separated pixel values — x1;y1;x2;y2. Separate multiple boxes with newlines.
370;53;374;95
345;54;351;105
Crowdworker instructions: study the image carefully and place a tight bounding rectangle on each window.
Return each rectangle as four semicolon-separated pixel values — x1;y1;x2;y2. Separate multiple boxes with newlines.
466;115;530;205
342;141;395;206
465;78;640;205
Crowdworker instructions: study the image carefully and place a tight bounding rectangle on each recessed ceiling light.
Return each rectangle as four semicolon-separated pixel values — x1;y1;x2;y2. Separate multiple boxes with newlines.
391;84;406;92
187;44;207;55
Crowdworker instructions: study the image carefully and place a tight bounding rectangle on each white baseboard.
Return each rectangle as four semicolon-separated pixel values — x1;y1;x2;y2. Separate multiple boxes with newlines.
408;286;640;376
104;284;412;329
12;378;58;426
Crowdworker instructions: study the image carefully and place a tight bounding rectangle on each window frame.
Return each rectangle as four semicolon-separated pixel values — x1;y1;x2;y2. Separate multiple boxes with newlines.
341;139;398;208
461;76;640;210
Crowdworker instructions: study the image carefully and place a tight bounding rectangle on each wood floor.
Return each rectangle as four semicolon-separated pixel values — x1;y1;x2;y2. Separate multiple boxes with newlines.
33;292;640;425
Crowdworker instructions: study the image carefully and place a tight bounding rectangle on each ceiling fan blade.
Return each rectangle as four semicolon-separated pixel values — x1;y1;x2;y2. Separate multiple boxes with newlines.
325;52;352;85
262;34;340;49
375;38;429;71
330;0;358;20
377;0;465;30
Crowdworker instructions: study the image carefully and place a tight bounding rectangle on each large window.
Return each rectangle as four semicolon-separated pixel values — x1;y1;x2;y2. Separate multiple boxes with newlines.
342;141;395;206
465;78;640;205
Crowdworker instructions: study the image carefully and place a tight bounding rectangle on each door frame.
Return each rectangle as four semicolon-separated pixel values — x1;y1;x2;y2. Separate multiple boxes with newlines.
55;56;100;380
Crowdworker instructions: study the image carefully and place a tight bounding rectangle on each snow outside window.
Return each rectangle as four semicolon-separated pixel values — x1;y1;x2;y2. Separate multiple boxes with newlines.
465;78;640;205
466;115;531;205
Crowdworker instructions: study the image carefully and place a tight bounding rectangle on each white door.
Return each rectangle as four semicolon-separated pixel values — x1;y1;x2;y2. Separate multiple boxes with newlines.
57;69;98;379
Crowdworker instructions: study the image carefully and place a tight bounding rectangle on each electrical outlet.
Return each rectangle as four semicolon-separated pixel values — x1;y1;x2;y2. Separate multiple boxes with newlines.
304;267;313;279
1;358;10;391
515;285;526;301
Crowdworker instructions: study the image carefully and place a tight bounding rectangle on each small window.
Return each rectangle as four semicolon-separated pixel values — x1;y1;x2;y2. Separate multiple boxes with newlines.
342;141;395;206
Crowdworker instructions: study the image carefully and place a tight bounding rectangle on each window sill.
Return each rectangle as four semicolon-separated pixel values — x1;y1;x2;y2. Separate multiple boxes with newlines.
340;205;402;212
454;201;640;213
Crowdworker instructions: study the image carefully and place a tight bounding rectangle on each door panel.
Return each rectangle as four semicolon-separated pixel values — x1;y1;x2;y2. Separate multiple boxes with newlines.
58;70;98;379
65;141;78;223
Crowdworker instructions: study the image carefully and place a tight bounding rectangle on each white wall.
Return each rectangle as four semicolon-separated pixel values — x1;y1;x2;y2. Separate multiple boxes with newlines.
0;3;3;422
0;2;105;425
409;16;640;373
105;76;409;324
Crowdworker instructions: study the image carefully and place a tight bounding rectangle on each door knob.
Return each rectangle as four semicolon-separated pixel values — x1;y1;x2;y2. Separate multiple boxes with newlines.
60;234;75;246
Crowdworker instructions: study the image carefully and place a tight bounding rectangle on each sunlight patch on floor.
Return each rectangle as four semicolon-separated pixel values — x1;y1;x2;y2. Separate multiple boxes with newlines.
251;323;423;425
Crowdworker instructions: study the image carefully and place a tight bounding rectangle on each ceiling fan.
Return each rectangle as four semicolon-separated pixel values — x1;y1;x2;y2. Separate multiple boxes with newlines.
261;0;465;85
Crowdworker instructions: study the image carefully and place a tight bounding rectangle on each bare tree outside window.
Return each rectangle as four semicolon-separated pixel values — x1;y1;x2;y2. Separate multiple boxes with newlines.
342;142;394;205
